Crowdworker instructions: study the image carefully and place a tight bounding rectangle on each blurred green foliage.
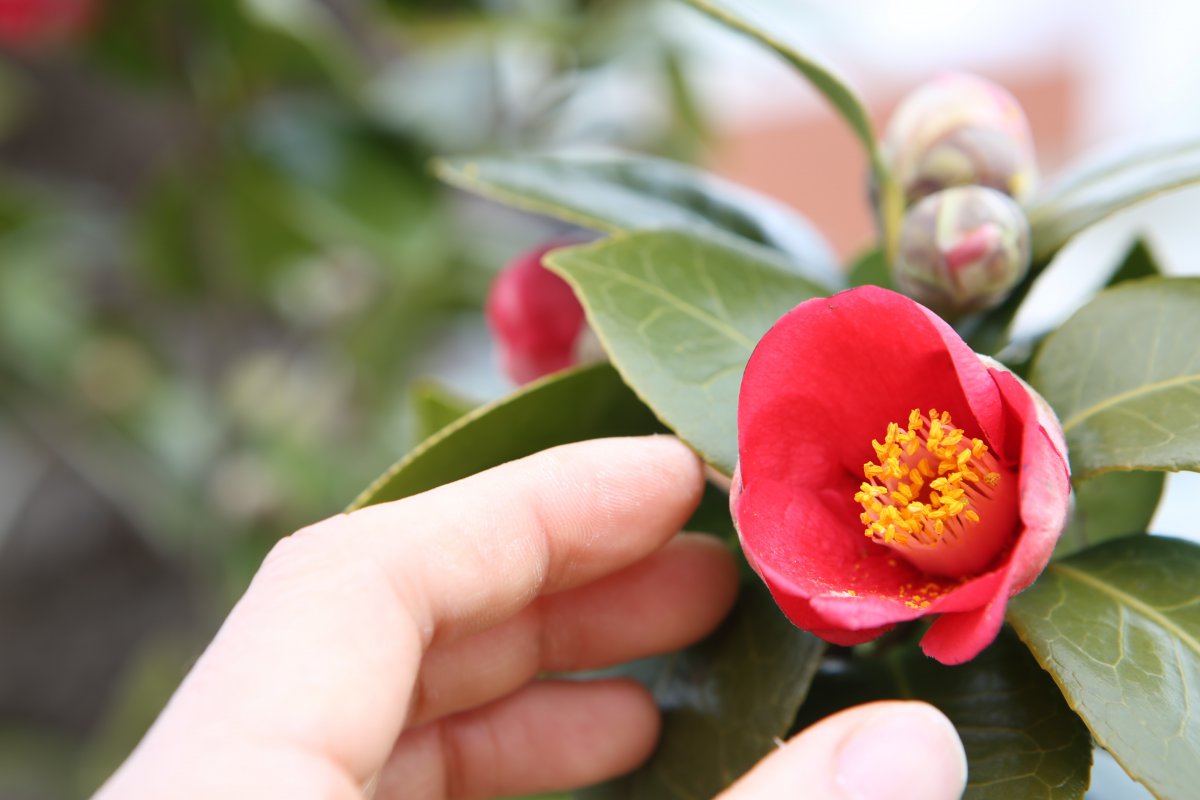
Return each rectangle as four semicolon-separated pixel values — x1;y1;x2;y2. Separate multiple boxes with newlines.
0;1;706;796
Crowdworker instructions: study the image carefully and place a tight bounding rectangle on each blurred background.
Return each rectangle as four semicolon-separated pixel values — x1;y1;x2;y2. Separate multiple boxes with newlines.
0;1;1196;798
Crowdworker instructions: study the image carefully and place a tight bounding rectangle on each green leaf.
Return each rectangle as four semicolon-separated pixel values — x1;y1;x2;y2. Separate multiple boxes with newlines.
1056;470;1164;560
981;156;1188;357
348;363;661;510
687;481;737;545
1028;139;1200;262
794;628;1092;800
1029;277;1200;478
546;231;825;476
678;0;875;158
578;581;825;799
1008;536;1200;800
847;247;890;288
1108;238;1162;286
433;152;840;286
409;380;475;442
76;636;195;795
965;272;1039;357
970;238;1164;360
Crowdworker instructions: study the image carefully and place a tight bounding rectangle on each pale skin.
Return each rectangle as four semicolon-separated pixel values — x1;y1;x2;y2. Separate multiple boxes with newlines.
96;436;968;800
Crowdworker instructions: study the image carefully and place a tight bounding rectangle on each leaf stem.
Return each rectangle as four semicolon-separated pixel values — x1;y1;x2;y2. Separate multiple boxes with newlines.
874;157;905;267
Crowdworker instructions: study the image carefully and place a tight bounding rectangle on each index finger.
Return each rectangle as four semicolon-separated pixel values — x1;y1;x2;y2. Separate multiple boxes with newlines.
103;435;705;797
344;434;706;647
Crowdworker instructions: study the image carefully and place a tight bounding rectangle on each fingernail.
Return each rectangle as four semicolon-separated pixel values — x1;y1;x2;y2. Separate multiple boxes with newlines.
835;704;967;800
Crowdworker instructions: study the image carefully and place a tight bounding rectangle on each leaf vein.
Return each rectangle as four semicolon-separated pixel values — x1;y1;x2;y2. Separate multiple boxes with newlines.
1060;373;1200;433
576;261;755;349
1049;562;1200;658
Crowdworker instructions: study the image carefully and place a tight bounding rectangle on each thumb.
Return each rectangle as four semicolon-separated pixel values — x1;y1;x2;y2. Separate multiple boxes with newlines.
719;701;967;800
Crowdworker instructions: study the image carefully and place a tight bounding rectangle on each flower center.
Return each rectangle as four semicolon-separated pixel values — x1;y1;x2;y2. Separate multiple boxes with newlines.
854;408;1016;576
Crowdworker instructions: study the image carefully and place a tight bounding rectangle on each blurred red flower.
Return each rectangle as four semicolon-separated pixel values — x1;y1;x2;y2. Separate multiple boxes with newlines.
0;0;95;48
486;240;592;385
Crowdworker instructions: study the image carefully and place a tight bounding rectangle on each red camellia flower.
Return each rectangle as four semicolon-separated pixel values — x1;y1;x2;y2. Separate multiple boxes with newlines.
486;240;595;385
0;0;96;48
731;285;1069;664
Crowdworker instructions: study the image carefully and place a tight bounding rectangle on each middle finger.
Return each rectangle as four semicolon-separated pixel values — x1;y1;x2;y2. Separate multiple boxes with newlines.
406;532;737;727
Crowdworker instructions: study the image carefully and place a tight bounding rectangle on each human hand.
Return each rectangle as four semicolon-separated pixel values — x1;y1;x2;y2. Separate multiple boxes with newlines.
95;436;967;800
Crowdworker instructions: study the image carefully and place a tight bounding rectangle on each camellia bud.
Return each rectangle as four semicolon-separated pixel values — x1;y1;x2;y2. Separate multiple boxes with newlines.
883;72;1037;204
486;240;599;385
894;185;1031;318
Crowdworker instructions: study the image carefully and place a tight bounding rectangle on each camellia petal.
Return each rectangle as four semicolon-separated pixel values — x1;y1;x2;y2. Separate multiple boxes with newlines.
733;285;1069;664
921;370;1069;663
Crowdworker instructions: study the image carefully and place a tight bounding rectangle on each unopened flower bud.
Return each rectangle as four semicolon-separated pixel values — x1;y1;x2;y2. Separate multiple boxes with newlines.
894;186;1031;318
884;72;1037;204
486;240;598;385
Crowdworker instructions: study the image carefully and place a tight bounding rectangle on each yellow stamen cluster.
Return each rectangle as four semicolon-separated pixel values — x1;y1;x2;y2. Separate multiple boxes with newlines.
854;408;1002;548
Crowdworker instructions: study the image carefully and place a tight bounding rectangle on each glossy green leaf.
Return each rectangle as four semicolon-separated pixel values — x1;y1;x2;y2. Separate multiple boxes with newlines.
794;628;1092;800
687;481;737;545
1028;139;1200;262
578;581;825;799
970;237;1164;360
1108;238;1162;286
679;0;875;157
434;152;840;286
409;380;475;442
348;362;660;510
847;247;889;288
1056;470;1163;560
1008;536;1200;800
1029;278;1200;478
546;231;824;476
979;154;1187;356
965;272;1038;357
